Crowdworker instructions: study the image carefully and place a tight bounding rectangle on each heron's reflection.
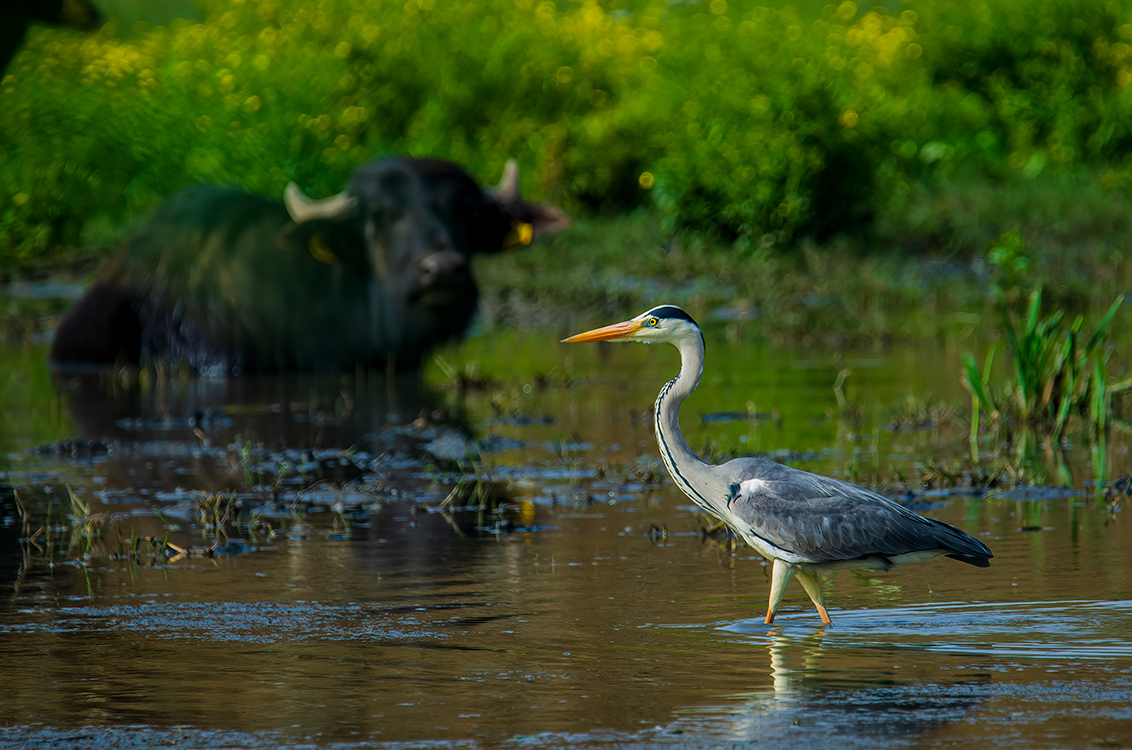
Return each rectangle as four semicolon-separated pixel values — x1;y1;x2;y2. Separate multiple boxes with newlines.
703;628;827;743
696;624;986;746
765;628;827;696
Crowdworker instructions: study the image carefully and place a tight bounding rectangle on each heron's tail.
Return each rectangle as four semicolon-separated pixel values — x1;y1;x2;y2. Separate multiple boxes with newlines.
931;518;993;567
945;552;992;568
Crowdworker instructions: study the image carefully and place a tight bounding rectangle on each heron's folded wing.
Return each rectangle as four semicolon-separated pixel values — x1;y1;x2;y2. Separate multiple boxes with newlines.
723;459;989;564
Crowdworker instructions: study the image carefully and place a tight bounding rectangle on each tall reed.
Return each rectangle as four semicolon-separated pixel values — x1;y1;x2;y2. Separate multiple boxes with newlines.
964;288;1122;441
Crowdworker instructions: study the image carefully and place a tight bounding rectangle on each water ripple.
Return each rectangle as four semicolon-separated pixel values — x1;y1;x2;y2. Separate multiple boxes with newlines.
721;599;1132;661
0;600;506;644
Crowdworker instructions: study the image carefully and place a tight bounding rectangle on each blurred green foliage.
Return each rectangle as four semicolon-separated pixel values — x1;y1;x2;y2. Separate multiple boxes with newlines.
2;0;1132;273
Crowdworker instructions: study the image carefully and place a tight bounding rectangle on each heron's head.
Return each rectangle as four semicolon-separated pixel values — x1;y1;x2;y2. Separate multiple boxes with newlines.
562;305;701;346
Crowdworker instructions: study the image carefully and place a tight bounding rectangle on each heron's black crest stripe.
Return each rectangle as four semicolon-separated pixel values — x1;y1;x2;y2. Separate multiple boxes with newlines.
647;305;698;327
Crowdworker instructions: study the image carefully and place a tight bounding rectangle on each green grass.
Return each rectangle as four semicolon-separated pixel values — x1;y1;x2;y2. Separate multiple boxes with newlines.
4;0;1132;271
963;288;1123;437
475;166;1132;345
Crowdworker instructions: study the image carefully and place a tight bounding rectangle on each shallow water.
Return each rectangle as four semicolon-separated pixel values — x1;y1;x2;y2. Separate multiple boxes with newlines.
1;320;1130;749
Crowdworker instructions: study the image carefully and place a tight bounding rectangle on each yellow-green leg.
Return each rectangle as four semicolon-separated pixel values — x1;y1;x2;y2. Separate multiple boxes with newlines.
764;559;798;624
796;569;832;626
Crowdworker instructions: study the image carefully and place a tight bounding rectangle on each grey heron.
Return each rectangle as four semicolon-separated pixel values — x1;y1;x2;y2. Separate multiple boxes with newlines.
563;304;992;625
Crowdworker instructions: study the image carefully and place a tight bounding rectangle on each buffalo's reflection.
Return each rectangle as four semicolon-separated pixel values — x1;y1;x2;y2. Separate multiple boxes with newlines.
6;369;519;582
16;369;515;543
51;370;452;448
0;481;27;591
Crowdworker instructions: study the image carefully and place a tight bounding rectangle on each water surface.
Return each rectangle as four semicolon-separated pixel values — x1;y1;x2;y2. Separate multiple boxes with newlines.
1;321;1130;748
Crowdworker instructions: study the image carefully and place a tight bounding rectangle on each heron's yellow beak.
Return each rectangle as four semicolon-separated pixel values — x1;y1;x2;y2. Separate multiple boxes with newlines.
561;319;642;343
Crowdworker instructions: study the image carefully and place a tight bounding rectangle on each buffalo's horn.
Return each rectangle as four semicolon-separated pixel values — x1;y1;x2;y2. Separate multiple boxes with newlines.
284;183;357;223
490;159;520;202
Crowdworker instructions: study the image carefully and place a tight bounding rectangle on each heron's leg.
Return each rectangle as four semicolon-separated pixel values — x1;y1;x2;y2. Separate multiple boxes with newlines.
764;559;798;624
796;570;831;626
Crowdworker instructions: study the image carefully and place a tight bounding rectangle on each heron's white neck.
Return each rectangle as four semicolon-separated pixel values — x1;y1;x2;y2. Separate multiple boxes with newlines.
653;333;715;506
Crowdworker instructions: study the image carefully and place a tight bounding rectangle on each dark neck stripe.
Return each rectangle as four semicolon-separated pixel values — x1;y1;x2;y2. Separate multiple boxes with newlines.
654;377;712;513
654;375;785;556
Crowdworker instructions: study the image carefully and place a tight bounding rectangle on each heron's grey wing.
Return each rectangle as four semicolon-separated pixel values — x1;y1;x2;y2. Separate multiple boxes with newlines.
721;458;992;565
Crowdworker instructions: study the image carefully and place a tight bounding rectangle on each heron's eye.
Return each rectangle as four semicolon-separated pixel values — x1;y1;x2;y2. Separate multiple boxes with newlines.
646;317;659;327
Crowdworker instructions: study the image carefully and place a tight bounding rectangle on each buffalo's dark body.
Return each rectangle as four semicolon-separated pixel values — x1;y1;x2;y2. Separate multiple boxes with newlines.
50;158;567;373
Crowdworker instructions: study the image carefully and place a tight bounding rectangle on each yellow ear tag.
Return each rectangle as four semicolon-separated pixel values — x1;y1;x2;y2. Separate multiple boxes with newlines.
309;233;339;265
503;220;534;249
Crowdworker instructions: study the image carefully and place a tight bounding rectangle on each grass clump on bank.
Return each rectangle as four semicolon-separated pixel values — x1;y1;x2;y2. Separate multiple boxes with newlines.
475;184;1132;346
963;289;1123;440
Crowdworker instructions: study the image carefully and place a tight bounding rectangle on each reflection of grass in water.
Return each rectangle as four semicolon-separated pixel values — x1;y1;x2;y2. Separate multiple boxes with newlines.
0;346;72;455
437;454;508;521
0;296;73;347
440;471;497;510
849;569;904;599
884;395;956;433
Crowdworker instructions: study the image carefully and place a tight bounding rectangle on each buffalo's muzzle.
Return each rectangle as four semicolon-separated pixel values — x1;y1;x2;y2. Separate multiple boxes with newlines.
416;251;470;291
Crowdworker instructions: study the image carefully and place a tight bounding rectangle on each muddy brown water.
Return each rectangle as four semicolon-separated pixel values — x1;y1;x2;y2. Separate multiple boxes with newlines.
1;320;1130;749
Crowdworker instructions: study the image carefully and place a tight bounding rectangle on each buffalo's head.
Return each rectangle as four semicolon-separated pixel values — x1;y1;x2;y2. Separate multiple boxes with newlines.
282;158;569;368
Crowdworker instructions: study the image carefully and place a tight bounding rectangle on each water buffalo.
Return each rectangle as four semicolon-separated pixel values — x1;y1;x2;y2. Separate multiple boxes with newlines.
49;157;569;374
1;0;102;73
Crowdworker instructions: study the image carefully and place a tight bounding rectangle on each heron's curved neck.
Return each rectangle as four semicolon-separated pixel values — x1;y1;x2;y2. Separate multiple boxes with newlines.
654;333;713;502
